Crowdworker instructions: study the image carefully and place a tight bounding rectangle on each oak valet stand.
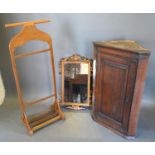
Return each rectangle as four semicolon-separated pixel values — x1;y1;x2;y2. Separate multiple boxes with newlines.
5;20;64;135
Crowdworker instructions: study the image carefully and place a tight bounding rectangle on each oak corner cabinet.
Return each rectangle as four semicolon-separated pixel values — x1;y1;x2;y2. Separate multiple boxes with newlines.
92;40;150;139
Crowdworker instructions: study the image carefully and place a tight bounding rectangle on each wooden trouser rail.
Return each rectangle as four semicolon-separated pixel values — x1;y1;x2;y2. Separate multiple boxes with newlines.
32;114;61;132
30;111;58;128
25;94;55;107
28;110;55;123
15;49;50;59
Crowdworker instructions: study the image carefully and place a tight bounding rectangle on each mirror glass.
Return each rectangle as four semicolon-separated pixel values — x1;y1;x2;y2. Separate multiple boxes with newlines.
64;63;88;103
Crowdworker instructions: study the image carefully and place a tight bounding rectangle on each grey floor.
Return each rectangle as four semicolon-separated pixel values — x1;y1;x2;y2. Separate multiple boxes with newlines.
0;97;155;142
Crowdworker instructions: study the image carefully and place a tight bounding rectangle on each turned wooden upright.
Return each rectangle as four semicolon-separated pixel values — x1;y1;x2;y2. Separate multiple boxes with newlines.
5;20;64;135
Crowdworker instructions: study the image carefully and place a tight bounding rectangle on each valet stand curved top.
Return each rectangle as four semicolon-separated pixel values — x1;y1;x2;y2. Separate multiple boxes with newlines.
5;20;64;135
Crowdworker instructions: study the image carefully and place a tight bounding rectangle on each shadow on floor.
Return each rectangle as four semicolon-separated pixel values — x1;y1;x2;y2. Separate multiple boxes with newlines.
135;104;155;141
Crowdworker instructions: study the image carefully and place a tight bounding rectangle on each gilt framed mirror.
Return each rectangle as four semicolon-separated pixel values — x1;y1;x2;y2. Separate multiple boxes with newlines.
59;54;93;110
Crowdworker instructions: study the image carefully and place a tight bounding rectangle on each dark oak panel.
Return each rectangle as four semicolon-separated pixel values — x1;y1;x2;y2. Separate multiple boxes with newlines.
100;60;128;123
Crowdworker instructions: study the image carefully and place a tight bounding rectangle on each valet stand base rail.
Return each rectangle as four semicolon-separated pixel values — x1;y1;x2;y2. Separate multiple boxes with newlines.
22;101;65;135
5;20;65;135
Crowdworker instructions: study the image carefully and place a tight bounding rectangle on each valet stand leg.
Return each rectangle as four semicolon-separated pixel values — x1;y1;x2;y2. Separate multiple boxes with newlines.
49;45;65;120
22;113;33;135
54;99;65;120
10;49;33;135
21;113;33;135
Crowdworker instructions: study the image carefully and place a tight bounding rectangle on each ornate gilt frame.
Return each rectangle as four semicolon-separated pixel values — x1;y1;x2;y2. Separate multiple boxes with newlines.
59;54;93;108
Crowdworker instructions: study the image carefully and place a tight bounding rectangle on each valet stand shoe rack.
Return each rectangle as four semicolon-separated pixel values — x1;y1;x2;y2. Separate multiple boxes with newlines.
5;20;65;135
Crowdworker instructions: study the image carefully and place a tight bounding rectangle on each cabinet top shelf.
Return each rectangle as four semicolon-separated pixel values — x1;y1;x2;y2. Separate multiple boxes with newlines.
94;40;150;54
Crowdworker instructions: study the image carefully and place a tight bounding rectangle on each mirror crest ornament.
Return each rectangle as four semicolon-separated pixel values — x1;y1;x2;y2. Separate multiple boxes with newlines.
59;54;93;110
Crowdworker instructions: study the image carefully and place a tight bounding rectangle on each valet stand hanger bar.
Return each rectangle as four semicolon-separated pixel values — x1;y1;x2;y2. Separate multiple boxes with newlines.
5;19;50;28
5;20;64;135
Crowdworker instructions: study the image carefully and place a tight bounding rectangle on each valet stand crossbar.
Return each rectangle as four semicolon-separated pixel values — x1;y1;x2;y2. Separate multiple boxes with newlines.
5;20;64;135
